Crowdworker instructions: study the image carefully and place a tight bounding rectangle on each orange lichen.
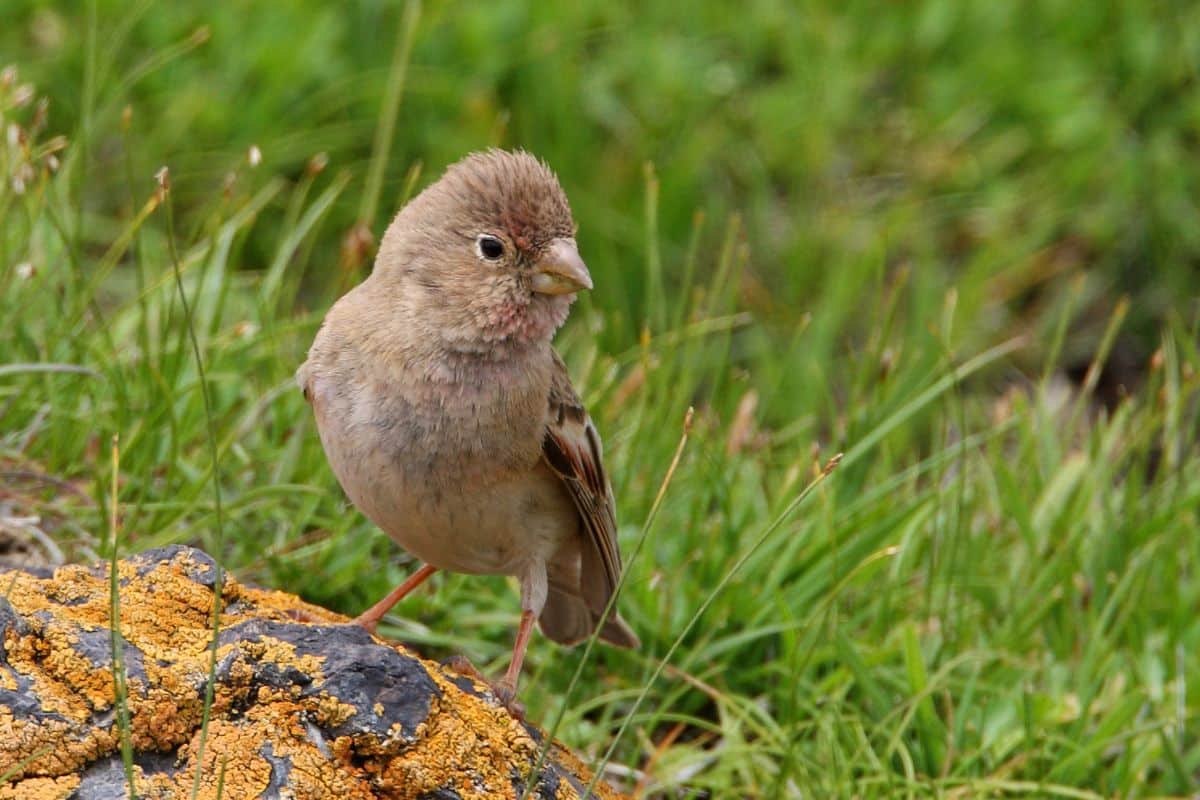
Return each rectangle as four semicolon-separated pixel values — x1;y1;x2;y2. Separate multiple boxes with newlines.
0;548;627;798
0;774;80;800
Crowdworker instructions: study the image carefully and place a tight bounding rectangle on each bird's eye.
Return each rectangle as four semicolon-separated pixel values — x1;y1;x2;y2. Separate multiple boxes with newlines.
476;234;505;261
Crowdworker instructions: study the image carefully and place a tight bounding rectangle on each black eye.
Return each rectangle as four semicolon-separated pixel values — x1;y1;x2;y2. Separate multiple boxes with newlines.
476;234;504;261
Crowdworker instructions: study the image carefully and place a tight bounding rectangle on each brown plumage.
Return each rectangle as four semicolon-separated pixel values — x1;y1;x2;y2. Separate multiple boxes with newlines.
298;149;638;709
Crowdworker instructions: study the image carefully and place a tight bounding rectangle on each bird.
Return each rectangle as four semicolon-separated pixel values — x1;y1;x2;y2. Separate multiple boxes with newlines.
297;149;639;709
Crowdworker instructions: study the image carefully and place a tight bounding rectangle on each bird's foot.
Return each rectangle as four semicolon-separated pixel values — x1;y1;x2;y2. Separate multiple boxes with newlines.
286;606;381;634
283;607;330;624
492;678;524;717
441;654;487;682
350;612;380;634
442;655;526;719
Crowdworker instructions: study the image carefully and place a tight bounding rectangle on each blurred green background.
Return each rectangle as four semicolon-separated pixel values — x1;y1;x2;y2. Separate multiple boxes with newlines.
2;1;1199;796
9;1;1199;370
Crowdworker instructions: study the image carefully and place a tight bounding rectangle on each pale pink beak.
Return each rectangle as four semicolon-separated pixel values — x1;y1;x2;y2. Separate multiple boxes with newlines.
532;238;592;295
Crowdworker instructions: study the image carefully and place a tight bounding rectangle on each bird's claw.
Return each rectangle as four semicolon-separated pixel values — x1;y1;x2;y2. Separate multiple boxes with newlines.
441;656;525;719
492;679;525;719
441;654;487;682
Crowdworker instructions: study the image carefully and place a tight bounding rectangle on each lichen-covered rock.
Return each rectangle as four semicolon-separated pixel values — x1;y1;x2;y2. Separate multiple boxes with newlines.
0;546;626;799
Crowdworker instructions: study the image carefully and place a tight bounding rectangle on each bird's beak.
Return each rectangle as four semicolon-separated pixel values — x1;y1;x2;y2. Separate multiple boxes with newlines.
531;238;593;295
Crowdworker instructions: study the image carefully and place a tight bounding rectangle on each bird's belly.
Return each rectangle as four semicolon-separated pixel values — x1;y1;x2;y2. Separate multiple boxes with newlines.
381;475;574;575
324;433;574;577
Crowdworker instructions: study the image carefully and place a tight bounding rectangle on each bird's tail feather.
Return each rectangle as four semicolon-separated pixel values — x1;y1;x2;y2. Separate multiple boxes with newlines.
539;587;640;648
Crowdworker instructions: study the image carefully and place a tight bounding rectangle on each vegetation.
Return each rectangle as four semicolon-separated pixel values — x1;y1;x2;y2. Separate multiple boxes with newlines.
2;1;1198;796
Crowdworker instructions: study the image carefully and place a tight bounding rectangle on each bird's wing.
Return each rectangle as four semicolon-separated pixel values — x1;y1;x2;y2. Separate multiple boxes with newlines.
541;350;622;611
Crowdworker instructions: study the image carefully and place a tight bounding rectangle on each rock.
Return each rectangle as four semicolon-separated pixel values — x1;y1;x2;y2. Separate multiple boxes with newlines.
0;545;626;799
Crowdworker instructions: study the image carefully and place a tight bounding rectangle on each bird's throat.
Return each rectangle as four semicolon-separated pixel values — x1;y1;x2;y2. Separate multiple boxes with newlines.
477;292;573;348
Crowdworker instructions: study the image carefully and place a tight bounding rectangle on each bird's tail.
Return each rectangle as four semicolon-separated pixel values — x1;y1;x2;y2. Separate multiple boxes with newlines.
539;586;640;649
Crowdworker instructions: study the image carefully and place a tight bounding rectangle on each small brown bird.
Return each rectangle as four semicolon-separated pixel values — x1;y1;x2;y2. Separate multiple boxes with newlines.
298;149;638;707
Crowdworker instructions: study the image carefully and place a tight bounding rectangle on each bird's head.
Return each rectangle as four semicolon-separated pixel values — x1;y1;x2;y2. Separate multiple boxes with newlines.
374;149;590;354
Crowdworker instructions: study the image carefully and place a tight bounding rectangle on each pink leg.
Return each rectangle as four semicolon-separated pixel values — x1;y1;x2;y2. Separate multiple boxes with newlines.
493;609;537;709
353;563;438;632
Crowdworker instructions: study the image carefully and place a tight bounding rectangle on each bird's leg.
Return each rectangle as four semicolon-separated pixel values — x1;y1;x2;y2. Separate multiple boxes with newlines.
353;563;438;632
493;562;547;712
493;609;536;708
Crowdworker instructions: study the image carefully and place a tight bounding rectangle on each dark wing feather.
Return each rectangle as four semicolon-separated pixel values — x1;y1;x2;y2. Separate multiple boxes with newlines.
542;351;622;609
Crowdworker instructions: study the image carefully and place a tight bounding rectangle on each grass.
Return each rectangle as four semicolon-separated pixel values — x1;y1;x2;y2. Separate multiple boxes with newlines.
3;2;1200;797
